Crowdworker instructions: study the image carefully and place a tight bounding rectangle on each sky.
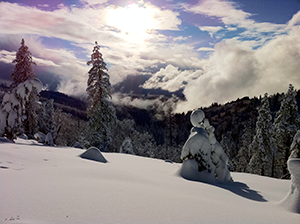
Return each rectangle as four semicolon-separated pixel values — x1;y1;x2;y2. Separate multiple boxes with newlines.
1;0;300;111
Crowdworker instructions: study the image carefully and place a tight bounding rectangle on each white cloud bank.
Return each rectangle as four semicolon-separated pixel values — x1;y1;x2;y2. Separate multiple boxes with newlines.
144;26;300;112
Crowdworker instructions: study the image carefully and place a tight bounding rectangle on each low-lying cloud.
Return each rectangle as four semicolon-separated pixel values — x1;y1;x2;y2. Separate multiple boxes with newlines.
148;26;300;112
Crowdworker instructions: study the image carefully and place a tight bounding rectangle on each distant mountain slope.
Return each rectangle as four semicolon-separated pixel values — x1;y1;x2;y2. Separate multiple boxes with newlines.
113;74;185;99
40;90;87;120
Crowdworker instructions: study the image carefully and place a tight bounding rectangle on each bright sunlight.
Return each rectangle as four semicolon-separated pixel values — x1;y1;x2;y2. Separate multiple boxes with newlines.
105;2;157;39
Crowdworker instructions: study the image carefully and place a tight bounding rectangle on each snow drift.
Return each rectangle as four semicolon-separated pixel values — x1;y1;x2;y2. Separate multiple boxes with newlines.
0;139;299;223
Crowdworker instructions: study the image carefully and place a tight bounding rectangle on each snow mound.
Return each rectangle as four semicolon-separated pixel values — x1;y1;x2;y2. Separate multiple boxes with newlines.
79;147;107;163
0;137;14;143
280;158;300;213
72;142;85;149
177;159;216;184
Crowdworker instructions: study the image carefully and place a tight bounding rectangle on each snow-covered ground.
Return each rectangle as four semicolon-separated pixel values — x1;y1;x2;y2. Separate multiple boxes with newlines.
0;139;299;224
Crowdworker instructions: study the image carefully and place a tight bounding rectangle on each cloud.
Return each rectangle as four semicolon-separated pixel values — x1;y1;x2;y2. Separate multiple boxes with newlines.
183;0;286;41
0;50;15;64
175;26;300;112
111;92;159;110
198;26;223;37
0;1;185;95
184;0;251;26
143;64;202;92
197;47;214;52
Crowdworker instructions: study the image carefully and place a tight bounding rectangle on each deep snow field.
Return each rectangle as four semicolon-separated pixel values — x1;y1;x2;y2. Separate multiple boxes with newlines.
0;138;299;224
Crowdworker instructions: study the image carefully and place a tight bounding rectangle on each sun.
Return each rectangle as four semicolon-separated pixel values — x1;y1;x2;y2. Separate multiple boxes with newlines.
105;2;157;39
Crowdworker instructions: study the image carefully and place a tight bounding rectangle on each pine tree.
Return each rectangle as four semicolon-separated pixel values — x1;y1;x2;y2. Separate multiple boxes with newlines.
248;93;277;177
233;122;254;172
23;88;40;138
290;130;300;159
274;84;300;178
39;99;56;145
85;41;116;150
6;39;41;139
10;39;36;86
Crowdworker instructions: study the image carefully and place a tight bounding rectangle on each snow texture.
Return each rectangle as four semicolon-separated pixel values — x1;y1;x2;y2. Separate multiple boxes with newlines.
1;139;299;223
79;146;108;163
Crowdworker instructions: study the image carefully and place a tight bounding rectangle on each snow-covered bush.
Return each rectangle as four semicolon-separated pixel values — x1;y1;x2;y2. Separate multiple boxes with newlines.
181;110;215;175
120;137;135;154
290;130;300;159
180;109;233;183
204;119;232;183
34;132;46;143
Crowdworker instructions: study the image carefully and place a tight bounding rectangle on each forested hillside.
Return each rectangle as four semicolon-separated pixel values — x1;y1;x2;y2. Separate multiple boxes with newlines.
2;79;300;177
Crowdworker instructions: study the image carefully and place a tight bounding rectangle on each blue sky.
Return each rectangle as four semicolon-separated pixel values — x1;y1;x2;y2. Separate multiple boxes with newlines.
1;0;300;111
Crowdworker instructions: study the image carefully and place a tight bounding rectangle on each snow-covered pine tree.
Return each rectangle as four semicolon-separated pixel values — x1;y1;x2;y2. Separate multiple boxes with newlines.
85;41;116;150
9;39;41;139
0;79;43;140
38;99;56;145
23;87;40;138
290;130;300;159
274;84;300;178
233;122;254;172
248;93;277;177
10;39;36;86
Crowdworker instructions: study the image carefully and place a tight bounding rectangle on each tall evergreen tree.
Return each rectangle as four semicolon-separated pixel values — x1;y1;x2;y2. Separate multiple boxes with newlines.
233;122;254;172
274;84;300;178
248;93;277;177
85;41;116;150
23;87;40;138
0;39;42;140
10;39;37;86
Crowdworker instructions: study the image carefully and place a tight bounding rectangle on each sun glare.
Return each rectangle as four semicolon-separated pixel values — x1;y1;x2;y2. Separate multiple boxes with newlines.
105;3;157;39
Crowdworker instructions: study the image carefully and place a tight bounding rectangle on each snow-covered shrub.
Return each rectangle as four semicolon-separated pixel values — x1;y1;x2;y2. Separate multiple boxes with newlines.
204;119;232;183
180;109;233;183
120;137;134;155
34;132;46;143
181;110;215;174
289;130;300;159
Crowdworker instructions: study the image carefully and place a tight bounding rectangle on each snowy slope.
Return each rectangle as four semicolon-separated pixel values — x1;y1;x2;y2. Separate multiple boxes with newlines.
0;139;299;224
